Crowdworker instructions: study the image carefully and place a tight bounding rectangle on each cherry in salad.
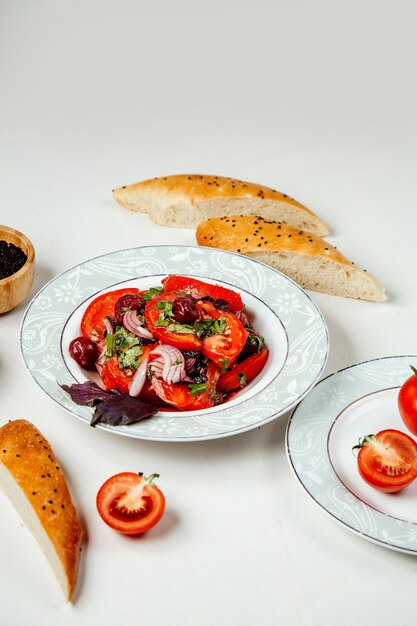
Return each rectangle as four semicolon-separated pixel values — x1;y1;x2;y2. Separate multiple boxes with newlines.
65;275;268;423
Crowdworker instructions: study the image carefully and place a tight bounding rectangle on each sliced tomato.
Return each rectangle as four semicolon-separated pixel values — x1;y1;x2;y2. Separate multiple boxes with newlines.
162;275;243;313
81;287;140;342
101;346;153;393
96;472;165;534
199;301;247;370
354;429;417;493
398;366;417;436
101;356;133;393
144;292;202;351
218;348;269;393
150;362;220;411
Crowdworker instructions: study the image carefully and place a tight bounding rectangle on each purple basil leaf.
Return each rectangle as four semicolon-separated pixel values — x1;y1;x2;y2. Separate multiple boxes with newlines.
90;395;158;427
60;381;117;407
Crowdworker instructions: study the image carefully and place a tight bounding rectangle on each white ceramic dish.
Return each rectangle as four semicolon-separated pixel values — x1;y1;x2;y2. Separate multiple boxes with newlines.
21;245;329;442
286;355;417;554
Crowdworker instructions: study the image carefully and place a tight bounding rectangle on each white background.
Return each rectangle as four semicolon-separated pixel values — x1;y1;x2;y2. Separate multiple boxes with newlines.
1;1;417;624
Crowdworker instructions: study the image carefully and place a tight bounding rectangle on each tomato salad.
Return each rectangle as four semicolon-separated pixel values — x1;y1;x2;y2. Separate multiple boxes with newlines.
64;276;268;423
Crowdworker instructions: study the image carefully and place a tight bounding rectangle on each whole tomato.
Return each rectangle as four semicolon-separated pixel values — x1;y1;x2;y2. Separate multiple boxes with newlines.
398;366;417;436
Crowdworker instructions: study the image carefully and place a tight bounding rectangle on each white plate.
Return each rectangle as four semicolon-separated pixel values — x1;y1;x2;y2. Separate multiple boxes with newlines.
286;355;417;554
21;245;328;442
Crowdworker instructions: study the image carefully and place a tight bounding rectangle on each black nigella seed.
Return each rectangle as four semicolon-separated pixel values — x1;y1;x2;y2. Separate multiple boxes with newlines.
16;454;20;457
49;500;53;504
61;504;65;509
42;506;46;510
54;489;57;493
0;240;28;280
32;491;36;495
237;249;241;252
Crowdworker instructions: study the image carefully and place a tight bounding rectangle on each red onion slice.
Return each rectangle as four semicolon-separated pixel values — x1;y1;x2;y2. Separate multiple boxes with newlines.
129;357;149;397
123;310;155;340
104;317;114;335
149;344;187;384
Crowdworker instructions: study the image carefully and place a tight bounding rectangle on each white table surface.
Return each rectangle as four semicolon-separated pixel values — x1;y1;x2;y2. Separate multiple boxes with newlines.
1;1;417;624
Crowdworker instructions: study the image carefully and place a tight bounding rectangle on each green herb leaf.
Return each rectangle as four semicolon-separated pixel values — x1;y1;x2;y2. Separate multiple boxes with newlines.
143;286;163;302
118;345;143;370
238;372;247;387
166;323;196;334
188;383;207;397
219;358;229;374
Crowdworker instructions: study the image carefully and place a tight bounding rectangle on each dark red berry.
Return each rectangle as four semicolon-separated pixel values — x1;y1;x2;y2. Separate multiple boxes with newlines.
69;337;99;370
114;294;145;324
172;296;199;323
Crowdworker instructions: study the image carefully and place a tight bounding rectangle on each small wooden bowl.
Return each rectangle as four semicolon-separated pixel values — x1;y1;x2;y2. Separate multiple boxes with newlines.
0;226;35;314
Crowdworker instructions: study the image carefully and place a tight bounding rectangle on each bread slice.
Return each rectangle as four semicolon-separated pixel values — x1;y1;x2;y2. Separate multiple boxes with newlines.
196;216;386;302
112;174;330;236
0;420;83;601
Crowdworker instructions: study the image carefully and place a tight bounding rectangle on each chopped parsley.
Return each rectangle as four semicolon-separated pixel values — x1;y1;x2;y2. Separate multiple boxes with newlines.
219;358;229;374
105;326;143;370
143;286;163;302
237;372;247;387
188;383;207;397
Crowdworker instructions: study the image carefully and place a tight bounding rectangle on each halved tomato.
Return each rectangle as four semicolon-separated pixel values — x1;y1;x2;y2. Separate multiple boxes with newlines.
199;301;247;370
144;292;202;351
81;288;140;342
354;429;417;493
218;348;269;393
162;275;243;313
150;361;220;411
96;472;165;534
101;345;154;394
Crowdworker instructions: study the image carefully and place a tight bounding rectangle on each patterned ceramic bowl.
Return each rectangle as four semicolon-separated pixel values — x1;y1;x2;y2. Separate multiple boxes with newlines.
21;245;329;441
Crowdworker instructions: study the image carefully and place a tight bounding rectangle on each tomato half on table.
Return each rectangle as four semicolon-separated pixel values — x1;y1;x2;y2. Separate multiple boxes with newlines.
162;275;243;313
398;366;417;436
81;288;140;342
354;429;417;493
150;361;220;411
199;301;247;370
96;472;165;535
218;348;269;393
144;292;202;351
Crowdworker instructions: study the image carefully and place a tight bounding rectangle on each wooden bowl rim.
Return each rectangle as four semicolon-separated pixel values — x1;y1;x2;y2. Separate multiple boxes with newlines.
0;225;35;286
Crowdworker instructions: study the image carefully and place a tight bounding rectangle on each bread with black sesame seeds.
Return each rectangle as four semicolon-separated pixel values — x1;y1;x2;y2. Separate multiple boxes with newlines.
196;216;386;302
112;174;329;236
0;420;83;601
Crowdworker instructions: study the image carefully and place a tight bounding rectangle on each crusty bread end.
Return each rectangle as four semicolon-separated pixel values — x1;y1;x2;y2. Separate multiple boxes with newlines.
112;174;330;236
0;420;83;601
196;216;386;302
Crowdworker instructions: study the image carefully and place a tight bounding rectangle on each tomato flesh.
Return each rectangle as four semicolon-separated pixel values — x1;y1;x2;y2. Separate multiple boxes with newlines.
162;275;243;313
398;370;417;436
81;288;140;342
144;292;202;351
356;429;417;493
151;362;220;411
96;472;165;534
218;348;269;393
199;301;247;369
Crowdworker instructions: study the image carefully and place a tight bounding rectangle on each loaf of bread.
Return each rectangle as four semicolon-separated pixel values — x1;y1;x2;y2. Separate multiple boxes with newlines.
196;216;386;302
0;420;83;601
112;174;330;236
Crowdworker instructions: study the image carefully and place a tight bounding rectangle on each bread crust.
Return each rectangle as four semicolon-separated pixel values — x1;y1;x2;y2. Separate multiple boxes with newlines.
0;420;83;600
112;174;329;236
196;215;386;301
